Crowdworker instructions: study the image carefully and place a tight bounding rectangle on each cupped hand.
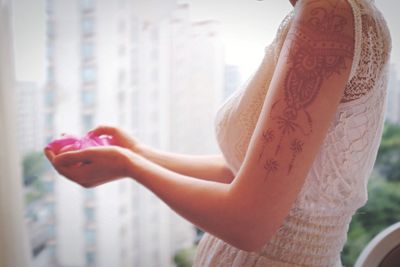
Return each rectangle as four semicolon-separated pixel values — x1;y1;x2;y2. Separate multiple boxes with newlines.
44;145;135;188
87;125;142;153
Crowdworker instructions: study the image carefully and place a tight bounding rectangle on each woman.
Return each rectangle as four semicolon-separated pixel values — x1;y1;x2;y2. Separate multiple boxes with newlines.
45;0;391;266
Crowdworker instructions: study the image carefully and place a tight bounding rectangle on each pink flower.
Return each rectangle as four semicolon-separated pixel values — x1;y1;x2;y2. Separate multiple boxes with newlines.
45;132;114;155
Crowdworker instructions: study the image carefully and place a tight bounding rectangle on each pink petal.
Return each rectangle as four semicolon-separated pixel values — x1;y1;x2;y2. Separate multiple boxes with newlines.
46;135;81;155
85;132;114;146
58;142;82;154
45;132;115;155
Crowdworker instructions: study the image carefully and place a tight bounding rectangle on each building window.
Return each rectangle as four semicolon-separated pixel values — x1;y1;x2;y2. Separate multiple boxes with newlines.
131;65;138;85
119;205;127;216
119;225;127;236
151;67;158;81
85;188;96;199
150;48;158;61
82;114;94;131
86;251;96;265
118;20;126;34
84;207;95;222
150;27;158;42
45;0;53;14
118;45;126;57
81;0;94;12
45;90;55;107
82;66;96;83
131;21;139;43
118;70;126;86
45;113;54;129
48;245;56;258
151;131;158;147
47;66;54;83
82;42;94;60
48;225;55;238
47;42;54;60
118;0;127;8
45;135;54;145
85;229;96;245
45;181;55;193
82;90;95;107
120;248;127;260
47;203;55;214
82;17;94;35
47;21;55;38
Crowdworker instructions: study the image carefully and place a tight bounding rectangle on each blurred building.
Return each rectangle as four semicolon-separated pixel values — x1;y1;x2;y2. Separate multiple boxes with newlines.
166;3;224;155
16;81;45;156
42;0;224;267
224;64;242;101
386;64;400;124
124;2;225;264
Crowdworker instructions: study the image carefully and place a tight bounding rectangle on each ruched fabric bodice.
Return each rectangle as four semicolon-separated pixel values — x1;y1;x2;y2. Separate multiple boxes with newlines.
193;0;392;266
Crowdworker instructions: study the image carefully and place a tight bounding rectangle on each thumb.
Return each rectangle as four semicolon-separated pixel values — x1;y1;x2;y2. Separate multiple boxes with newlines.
43;147;56;163
88;125;118;137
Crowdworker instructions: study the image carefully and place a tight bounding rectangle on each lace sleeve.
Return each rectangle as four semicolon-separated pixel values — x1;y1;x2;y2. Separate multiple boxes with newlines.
346;0;362;81
341;0;392;103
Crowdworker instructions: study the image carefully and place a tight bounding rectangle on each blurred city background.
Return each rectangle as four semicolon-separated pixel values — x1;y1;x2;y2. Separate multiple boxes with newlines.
12;0;400;266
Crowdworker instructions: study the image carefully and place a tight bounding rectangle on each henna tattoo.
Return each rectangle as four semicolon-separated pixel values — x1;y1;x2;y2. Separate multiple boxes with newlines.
258;129;275;162
288;138;304;174
259;1;354;177
264;159;279;181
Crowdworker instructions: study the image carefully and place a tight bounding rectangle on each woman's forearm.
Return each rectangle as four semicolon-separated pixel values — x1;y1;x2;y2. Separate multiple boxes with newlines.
136;145;235;183
127;153;263;252
84;125;235;183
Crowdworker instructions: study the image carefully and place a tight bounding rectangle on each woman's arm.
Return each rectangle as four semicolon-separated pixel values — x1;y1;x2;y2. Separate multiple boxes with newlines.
127;0;356;252
50;146;254;250
88;126;235;183
48;0;355;253
137;145;235;183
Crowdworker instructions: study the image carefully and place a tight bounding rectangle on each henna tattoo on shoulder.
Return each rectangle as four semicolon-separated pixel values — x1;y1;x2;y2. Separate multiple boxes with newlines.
259;1;354;179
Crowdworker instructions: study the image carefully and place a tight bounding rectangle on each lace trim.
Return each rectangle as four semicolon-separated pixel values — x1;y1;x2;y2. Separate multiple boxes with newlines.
342;0;391;103
347;0;362;81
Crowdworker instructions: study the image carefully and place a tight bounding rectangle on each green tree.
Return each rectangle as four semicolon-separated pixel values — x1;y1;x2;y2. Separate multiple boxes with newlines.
22;151;49;205
342;176;400;266
22;151;48;186
342;121;400;266
376;122;400;181
173;246;197;267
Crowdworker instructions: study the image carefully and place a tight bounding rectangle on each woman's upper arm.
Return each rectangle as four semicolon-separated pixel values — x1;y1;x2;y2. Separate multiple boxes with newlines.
227;0;355;249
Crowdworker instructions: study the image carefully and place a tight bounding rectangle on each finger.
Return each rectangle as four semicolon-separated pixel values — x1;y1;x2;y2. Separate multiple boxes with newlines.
56;160;105;188
56;164;91;183
54;150;94;167
44;148;56;163
88;125;118;137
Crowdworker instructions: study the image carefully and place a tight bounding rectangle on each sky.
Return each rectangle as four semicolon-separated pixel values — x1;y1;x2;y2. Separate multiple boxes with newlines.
187;0;400;76
187;0;293;76
13;0;400;82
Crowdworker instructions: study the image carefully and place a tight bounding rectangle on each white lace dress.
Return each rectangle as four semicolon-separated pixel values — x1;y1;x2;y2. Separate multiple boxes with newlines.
192;0;392;266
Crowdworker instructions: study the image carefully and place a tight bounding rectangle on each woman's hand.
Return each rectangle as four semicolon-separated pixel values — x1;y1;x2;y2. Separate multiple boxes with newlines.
44;145;135;188
88;125;142;153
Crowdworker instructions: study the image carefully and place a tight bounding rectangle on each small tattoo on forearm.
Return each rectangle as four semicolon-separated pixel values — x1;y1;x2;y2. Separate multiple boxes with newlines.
288;138;304;174
264;159;279;181
258;129;275;162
